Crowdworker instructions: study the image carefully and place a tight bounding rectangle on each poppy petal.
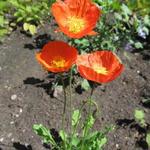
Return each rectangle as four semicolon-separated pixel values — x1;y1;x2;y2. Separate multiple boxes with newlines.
76;50;124;83
36;41;77;73
51;1;70;28
87;30;98;36
51;0;100;38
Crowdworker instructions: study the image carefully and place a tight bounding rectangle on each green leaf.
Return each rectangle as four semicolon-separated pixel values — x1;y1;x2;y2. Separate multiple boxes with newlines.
121;4;132;15
81;79;90;91
0;16;5;26
72;109;81;126
86;115;95;129
26;6;32;13
33;124;55;144
17;17;24;22
144;15;150;26
134;109;145;120
98;137;107;148
29;24;37;35
9;0;20;7
71;136;80;146
0;1;8;10
23;23;29;31
143;27;149;35
134;42;143;49
0;28;8;36
85;131;98;140
49;0;56;7
146;133;150;147
26;17;34;22
114;13;122;20
59;130;67;141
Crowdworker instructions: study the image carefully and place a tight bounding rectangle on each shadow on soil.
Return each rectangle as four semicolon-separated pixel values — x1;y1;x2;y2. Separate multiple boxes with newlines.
24;34;53;50
23;77;53;97
13;142;32;150
136;139;149;150
140;85;150;109
116;118;150;150
116;118;134;127
23;70;73;98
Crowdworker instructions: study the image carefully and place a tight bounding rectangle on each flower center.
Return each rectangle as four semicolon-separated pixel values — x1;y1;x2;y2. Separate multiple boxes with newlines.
93;64;108;75
67;16;85;33
52;57;66;68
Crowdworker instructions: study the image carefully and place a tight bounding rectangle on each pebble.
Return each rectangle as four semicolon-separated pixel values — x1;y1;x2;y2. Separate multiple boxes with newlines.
19;108;23;113
0;66;2;71
116;144;120;148
137;70;140;74
11;94;17;100
53;86;63;98
25;143;29;147
11;138;14;142
15;114;19;118
0;137;4;142
10;121;14;125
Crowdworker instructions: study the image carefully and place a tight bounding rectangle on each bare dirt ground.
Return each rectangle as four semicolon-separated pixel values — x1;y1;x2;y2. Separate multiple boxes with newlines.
0;25;150;150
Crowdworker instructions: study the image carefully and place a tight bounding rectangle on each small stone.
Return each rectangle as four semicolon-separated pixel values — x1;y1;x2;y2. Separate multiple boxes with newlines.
15;114;19;117
19;108;23;113
53;86;63;98
25;143;29;147
116;144;119;148
0;137;4;142
137;70;140;74
11;138;14;142
0;66;2;71
4;85;8;89
11;94;17;100
10;121;14;125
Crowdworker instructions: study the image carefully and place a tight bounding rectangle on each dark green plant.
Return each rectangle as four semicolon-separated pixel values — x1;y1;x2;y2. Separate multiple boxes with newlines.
134;109;150;148
0;0;12;41
9;0;49;23
0;0;56;37
126;0;150;15
134;109;146;127
146;132;150;148
33;109;113;150
70;0;150;53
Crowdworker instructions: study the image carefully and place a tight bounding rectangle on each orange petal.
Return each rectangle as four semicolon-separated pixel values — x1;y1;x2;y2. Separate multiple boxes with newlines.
76;51;124;83
51;0;100;38
51;1;69;28
87;30;98;36
36;41;78;73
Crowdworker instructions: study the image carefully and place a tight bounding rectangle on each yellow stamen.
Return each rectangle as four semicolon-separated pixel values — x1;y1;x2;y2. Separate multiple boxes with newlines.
67;16;85;33
93;64;108;75
52;57;66;68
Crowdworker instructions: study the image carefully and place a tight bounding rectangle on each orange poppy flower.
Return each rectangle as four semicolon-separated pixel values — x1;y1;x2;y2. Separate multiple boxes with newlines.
76;51;124;83
36;41;78;73
51;0;101;38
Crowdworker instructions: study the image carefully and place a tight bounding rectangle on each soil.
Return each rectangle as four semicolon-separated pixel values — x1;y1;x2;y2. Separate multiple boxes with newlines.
0;23;150;150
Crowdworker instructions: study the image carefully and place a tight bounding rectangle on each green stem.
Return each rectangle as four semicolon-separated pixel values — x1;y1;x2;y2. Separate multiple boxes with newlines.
68;67;75;150
69;68;73;133
72;102;86;131
81;84;95;150
60;74;67;150
88;84;95;116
